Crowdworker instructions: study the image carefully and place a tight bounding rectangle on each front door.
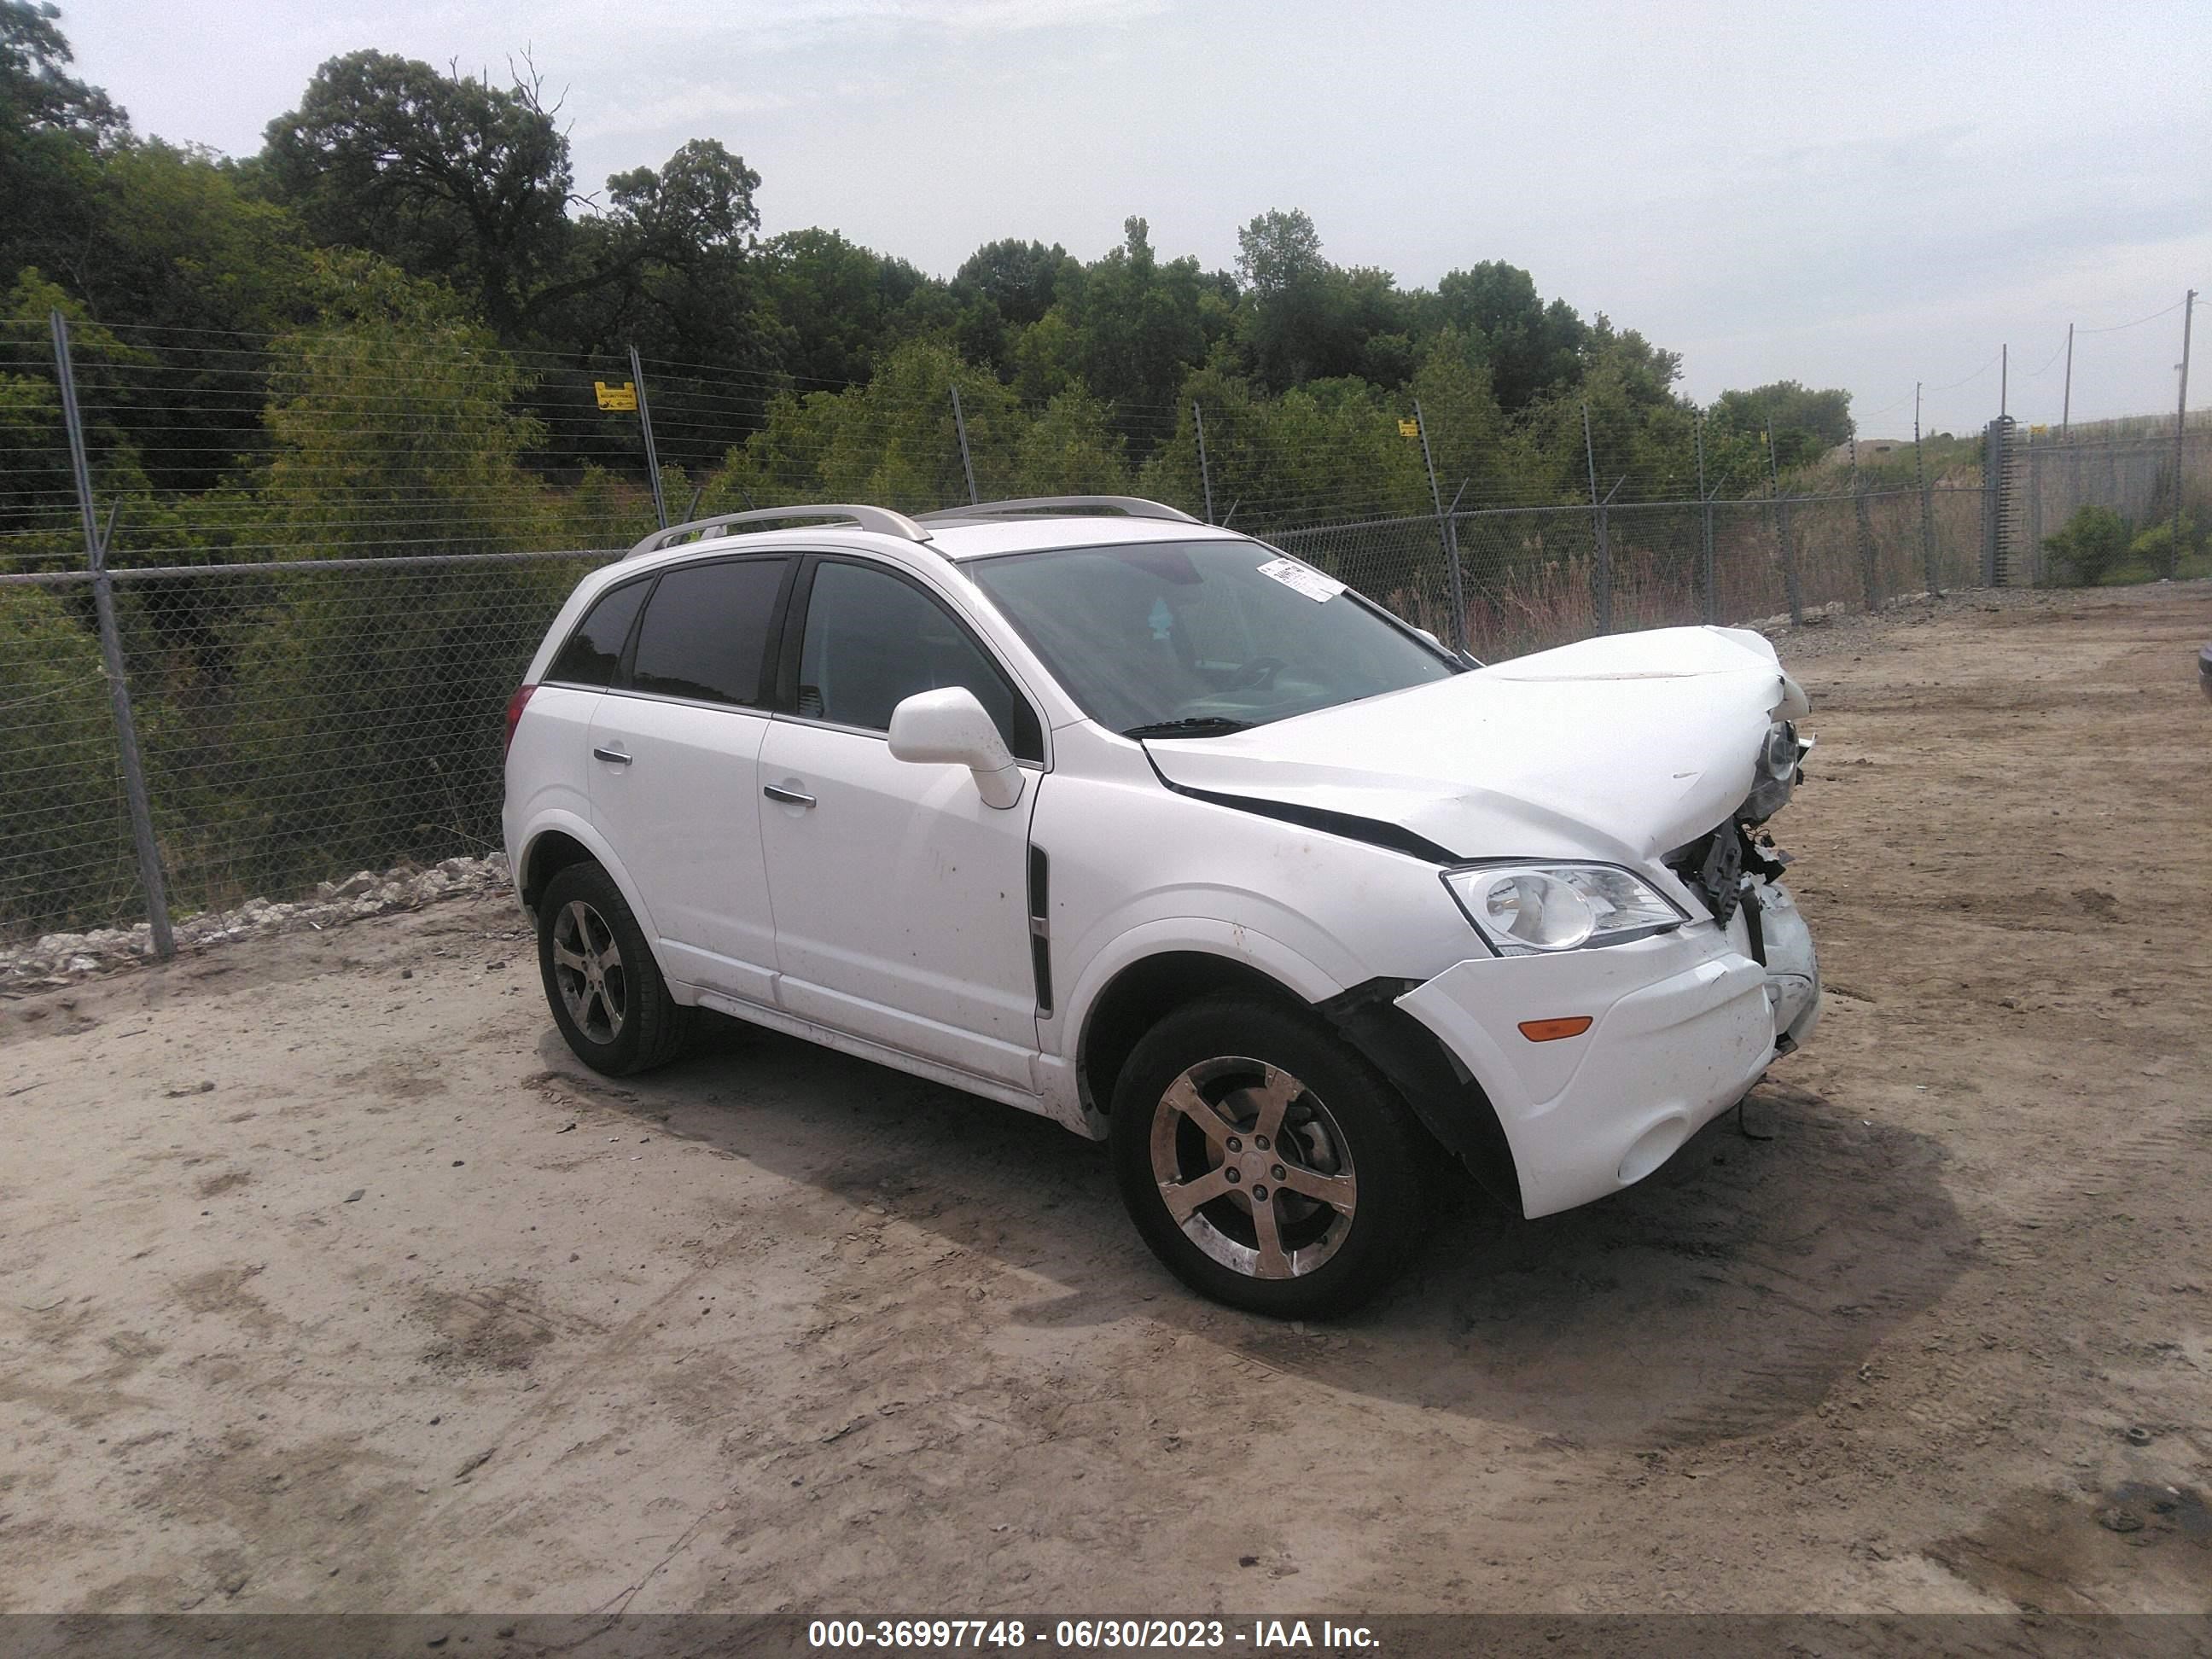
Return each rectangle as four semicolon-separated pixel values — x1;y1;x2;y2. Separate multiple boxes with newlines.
757;557;1044;1090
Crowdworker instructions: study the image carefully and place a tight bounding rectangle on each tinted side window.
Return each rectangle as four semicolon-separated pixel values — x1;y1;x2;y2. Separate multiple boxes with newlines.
797;562;1041;761
546;578;649;687
629;558;788;707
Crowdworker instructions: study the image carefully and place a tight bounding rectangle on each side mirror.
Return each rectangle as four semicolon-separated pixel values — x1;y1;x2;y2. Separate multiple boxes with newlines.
887;686;1025;810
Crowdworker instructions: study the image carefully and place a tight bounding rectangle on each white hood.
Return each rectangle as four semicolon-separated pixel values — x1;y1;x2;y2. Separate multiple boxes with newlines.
1144;626;1807;864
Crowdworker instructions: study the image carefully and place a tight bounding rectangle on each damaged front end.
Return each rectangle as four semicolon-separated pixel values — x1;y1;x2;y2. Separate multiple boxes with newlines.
1665;718;1820;1051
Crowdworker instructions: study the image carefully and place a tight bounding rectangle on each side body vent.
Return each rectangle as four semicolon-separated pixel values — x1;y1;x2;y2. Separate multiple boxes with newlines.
1027;844;1053;1017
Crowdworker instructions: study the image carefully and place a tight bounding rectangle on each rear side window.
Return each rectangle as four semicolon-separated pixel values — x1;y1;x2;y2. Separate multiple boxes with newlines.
545;578;649;687
629;558;789;707
796;560;1042;761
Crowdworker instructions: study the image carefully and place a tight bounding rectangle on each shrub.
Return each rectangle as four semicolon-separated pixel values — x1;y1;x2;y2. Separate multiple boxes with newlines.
2126;513;2206;579
2040;504;2131;585
0;589;131;938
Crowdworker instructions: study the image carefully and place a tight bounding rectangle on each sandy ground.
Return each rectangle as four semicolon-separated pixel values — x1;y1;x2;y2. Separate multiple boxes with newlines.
3;583;2209;1618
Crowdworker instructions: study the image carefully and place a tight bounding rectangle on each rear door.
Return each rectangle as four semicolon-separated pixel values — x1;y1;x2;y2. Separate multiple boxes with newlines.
514;574;653;863
755;556;1045;1089
586;555;794;1003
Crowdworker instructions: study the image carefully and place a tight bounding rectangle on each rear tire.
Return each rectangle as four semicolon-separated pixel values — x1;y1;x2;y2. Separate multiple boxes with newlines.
536;863;691;1076
1110;993;1427;1318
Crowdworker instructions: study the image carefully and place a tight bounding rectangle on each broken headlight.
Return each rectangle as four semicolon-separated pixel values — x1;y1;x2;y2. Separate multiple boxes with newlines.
1741;719;1810;823
1443;864;1688;957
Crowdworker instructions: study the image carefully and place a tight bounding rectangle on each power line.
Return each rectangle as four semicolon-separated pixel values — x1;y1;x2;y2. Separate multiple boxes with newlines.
2075;298;2186;336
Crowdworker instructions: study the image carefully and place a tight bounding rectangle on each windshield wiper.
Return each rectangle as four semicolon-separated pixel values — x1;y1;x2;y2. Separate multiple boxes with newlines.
1122;717;1255;739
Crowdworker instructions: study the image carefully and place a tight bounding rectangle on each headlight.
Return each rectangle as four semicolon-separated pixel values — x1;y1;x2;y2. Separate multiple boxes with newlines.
1442;863;1688;957
1742;719;1808;823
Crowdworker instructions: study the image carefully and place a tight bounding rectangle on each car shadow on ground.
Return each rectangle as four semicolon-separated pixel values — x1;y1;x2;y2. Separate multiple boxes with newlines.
534;1012;1971;1452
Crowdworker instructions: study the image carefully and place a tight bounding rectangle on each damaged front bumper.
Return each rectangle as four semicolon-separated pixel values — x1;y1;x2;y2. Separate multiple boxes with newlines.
1394;876;1819;1220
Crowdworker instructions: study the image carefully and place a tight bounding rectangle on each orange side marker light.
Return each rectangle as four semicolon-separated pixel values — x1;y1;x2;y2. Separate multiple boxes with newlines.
1518;1016;1593;1043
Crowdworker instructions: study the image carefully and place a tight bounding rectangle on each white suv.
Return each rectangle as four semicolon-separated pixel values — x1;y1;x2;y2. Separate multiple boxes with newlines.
503;496;1820;1316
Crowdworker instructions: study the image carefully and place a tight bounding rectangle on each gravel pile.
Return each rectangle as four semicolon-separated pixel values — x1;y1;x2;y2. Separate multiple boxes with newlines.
2;853;513;990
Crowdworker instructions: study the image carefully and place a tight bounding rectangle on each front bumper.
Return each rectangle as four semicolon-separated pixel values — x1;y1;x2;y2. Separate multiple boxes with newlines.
1395;876;1819;1219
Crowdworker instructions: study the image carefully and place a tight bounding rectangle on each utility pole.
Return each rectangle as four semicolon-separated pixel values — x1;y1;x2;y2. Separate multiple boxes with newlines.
2174;289;2197;579
2060;323;2074;438
2000;342;2007;420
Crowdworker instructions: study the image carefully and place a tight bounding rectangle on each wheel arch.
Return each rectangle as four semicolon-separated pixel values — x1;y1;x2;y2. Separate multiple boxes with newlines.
1074;949;1317;1126
515;812;663;949
1070;942;1525;1220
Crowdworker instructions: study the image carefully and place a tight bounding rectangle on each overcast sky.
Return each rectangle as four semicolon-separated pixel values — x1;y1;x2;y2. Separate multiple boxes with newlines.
65;0;2212;434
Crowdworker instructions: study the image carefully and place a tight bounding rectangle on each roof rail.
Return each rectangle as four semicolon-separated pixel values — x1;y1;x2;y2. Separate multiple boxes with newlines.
912;494;1201;526
624;503;931;558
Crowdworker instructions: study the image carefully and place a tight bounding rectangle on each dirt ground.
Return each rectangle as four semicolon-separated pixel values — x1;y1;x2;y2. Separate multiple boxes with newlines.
3;583;2209;1618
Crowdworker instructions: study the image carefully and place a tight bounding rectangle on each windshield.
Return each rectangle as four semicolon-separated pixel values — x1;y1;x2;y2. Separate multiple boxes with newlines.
967;538;1459;736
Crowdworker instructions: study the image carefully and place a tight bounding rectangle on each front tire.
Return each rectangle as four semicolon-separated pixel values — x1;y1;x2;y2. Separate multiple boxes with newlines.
536;863;691;1076
1110;994;1427;1318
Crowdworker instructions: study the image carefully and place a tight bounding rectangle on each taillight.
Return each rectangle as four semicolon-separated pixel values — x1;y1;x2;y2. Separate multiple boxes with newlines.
504;684;537;759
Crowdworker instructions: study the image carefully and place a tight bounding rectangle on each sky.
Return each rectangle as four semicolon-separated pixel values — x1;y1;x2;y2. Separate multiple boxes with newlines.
64;0;2212;435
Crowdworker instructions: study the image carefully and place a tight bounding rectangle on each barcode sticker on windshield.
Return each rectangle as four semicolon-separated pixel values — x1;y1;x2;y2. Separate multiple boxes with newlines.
1256;557;1344;602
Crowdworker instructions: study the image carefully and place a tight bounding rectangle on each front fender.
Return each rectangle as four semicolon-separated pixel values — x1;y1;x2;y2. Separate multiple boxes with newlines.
1058;916;1348;1056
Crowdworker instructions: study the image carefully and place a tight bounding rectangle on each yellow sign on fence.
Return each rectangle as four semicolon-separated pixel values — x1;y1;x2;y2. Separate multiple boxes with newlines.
1398;417;1420;439
594;380;638;412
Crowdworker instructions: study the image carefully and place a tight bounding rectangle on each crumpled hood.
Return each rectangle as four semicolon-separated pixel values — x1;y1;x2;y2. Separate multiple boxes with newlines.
1144;626;1808;863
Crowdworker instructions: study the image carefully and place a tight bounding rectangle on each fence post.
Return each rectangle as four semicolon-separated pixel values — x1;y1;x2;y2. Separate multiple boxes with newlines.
1412;399;1468;652
1192;401;1215;525
50;310;175;962
2173;289;2196;579
1580;402;1612;633
1981;417;2005;586
2028;442;2044;585
1766;420;1802;625
950;382;980;506
1915;384;1939;594
627;345;668;530
1695;416;1717;625
1851;438;1880;612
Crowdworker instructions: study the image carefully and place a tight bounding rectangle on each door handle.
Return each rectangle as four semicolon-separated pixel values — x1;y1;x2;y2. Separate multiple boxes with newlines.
762;783;816;807
592;745;632;765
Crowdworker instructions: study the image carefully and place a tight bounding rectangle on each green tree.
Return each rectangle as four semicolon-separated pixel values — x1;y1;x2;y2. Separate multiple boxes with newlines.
710;337;1018;512
1232;207;1372;392
1432;262;1589;413
259;51;576;335
1707;380;1855;477
0;0;125;292
1519;317;1696;502
217;253;570;893
1065;217;1214;414
956;238;1077;330
755;228;941;388
0;585;126;936
1009;388;1131;497
259;253;548;553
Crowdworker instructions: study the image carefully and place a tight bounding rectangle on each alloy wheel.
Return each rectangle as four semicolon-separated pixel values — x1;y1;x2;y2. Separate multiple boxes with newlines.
1147;1056;1358;1279
550;898;626;1045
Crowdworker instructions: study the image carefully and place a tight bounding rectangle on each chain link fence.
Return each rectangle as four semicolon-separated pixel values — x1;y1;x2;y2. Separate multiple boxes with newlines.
2003;417;2212;584
1;311;2198;956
